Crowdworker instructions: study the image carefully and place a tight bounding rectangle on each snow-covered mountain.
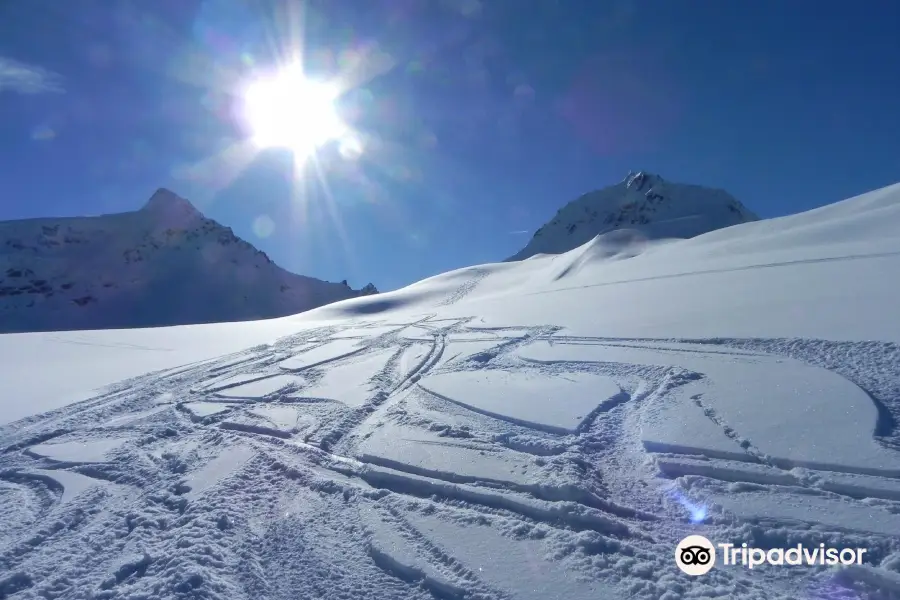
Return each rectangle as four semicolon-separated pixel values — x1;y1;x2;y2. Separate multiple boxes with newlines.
1;180;900;599
508;171;759;261
0;188;377;333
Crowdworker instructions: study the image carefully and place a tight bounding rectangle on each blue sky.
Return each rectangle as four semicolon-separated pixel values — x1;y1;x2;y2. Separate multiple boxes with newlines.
1;0;898;291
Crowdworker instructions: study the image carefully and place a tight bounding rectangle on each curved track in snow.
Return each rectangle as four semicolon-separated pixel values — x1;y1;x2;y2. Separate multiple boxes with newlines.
1;317;899;599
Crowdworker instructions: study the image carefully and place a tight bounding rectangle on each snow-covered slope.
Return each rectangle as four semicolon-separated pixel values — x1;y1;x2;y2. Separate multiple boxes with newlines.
508;171;759;261
0;189;377;333
1;181;900;600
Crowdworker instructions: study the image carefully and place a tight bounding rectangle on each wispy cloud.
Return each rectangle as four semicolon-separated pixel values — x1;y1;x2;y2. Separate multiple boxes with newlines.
0;57;64;94
509;230;530;235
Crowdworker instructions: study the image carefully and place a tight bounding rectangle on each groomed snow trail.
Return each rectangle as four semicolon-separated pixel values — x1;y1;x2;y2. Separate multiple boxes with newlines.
2;315;899;600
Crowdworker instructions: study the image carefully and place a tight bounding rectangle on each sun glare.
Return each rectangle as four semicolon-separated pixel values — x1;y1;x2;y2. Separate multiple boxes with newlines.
242;65;347;157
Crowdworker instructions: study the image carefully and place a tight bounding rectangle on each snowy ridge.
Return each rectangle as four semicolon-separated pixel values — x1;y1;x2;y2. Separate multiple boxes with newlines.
1;180;900;599
508;171;759;261
0;188;378;333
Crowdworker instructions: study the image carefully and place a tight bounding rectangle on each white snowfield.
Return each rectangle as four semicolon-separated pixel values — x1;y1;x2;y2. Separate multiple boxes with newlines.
1;181;900;599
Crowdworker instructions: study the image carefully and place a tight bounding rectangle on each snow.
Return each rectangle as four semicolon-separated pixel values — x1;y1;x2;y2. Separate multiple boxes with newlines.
0;318;310;424
330;325;402;339
193;373;267;393
0;188;377;333
397;343;431;376
508;171;758;261
1;176;900;599
214;374;304;399
248;405;308;432
363;507;467;597
99;405;168;426
420;370;621;434
278;339;363;371
520;341;898;475
703;485;900;536
357;423;541;486
363;504;612;600
434;339;506;369
404;509;611;599
295;349;395;406
181;444;256;501
29;469;110;504
182;402;233;418
29;437;126;462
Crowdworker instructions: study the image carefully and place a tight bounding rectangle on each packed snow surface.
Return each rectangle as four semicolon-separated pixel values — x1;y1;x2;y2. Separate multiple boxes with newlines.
1;180;900;599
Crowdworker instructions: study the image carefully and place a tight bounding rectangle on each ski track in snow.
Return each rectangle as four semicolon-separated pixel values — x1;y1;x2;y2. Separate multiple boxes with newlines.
437;268;491;306
1;317;900;599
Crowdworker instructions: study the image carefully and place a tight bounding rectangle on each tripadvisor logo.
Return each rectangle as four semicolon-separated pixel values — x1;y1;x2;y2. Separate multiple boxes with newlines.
675;535;716;576
675;535;868;575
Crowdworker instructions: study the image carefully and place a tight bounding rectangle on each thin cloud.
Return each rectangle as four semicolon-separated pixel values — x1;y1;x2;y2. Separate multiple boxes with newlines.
0;57;64;94
509;230;530;235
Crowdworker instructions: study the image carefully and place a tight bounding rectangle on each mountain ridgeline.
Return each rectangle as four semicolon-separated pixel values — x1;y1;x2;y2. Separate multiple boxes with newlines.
0;189;377;333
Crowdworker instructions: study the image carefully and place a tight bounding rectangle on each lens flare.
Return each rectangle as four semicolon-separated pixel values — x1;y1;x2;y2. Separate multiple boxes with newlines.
242;64;347;157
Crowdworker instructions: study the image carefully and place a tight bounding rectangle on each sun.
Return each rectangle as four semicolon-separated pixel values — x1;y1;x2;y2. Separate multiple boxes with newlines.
241;64;347;157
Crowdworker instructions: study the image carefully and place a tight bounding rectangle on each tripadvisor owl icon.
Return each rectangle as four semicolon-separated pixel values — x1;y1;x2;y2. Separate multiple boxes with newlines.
675;535;716;575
